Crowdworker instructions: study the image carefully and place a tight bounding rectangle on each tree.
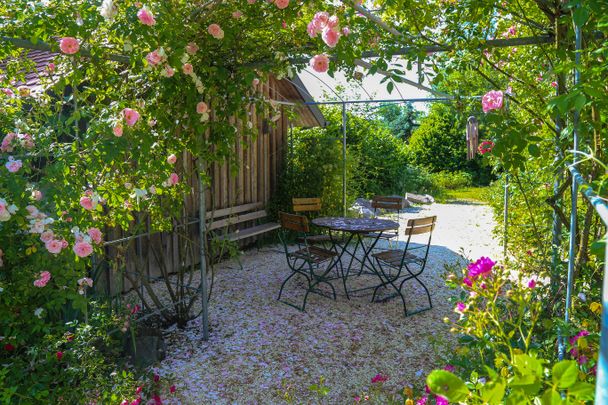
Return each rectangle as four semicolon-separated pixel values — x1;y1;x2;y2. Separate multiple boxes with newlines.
376;103;418;141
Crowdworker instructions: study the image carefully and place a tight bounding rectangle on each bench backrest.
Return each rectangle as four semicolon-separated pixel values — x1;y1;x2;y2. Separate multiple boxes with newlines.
207;203;266;231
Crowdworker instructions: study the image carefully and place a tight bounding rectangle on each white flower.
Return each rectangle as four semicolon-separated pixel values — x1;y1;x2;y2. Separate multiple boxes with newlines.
578;292;586;302
99;0;118;21
34;308;44;318
0;287;4;293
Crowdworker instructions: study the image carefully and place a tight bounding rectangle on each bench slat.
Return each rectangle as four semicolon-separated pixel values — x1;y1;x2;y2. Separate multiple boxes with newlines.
208;210;268;231
222;222;280;241
206;202;264;220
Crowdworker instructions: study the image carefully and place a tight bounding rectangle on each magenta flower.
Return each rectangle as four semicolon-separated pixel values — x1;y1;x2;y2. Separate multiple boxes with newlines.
169;385;176;394
578;355;588;365
371;373;389;383
56;351;63;361
467;257;495;279
527;279;536;289
416;396;428;405
481;90;503;113
435;395;449;405
463;277;473;287
455;302;466;313
443;364;455;372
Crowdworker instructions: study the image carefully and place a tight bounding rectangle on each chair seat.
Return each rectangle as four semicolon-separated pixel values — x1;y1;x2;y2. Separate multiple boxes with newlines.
289;245;337;264
297;234;333;244
372;249;424;267
363;231;399;240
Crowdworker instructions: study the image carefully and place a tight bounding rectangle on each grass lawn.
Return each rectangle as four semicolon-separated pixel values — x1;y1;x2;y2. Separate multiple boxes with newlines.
437;187;490;204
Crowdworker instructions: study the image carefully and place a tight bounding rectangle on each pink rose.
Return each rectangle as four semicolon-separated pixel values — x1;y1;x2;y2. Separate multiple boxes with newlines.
247;0;256;3
196;101;208;114
45;239;64;254
61;239;69;249
33;271;51;287
208;23;224;39
146;50;162;66
275;0;289;9
123;108;140;126
113;124;123;137
182;63;193;75
327;15;340;31
32;190;43;201
78;277;93;287
481;90;503;113
47;62;55;72
551;81;558;88
1;132;16;152
80;196;94;210
163;65;175;77
232;10;243;18
167;154;177;164
5;157;23;173
137;8;156;26
59;37;80;55
322;28;340;47
87;227;103;244
40;230;54;243
73;241;93;258
310;54;330;73
307;22;319;38
312;12;329;30
185;42;199;55
166;173;179;186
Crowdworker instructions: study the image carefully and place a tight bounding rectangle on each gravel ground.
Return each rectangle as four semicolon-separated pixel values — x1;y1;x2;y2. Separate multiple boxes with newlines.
155;202;500;404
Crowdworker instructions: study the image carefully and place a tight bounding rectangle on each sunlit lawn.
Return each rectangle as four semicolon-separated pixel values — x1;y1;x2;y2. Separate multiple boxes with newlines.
438;187;490;204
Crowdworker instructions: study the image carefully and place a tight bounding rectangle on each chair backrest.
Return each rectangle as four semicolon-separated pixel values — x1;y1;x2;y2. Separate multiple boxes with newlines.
292;197;322;213
404;216;436;236
371;196;406;211
279;212;310;233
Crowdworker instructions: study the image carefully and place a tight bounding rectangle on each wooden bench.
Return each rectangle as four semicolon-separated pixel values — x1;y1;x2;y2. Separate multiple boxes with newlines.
206;202;280;242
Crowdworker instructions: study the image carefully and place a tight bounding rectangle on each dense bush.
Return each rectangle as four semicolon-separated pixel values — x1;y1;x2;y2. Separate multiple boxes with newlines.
429;171;473;190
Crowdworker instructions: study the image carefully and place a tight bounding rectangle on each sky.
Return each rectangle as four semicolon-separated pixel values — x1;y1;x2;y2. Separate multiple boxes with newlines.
296;62;435;112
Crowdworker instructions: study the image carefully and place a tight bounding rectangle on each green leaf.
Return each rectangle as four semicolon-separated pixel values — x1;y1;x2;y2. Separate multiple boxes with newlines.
567;382;595;400
528;144;540;157
541;388;563;405
552;360;578;388
573;7;590;27
426;370;470;402
387;81;394;94
513;354;543;377
480;379;506;404
505;389;527;405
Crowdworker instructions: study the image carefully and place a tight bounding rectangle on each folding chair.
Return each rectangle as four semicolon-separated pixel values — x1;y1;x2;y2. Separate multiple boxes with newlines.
292;197;333;245
371;216;436;317
276;212;341;312
364;196;407;248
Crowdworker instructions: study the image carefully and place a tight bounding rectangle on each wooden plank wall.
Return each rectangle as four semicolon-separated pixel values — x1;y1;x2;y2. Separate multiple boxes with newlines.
98;76;290;296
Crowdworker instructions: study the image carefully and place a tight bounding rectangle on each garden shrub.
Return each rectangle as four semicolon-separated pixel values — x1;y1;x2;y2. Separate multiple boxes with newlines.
429;171;473;190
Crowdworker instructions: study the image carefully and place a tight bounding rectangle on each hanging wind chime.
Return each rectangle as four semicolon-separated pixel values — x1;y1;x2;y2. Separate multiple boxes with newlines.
466;116;479;160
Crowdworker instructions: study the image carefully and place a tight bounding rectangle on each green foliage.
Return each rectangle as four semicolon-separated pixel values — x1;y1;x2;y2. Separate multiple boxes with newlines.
376;103;418;141
429;171;473;190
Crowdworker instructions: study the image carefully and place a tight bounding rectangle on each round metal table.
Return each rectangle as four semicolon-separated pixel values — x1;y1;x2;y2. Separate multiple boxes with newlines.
312;217;399;298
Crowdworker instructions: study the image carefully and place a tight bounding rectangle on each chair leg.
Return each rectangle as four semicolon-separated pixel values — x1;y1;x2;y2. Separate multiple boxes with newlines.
277;271;296;301
399;265;433;315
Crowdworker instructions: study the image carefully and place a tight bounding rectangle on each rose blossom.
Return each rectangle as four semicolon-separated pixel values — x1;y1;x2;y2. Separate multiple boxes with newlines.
162;65;175;77
56;351;63;361
73;241;93;258
59;37;80;54
146;50;162;66
31;190;43;201
467;256;495;279
137;8;156;26
80;196;94;210
232;10;243;18
196;102;209;114
5;157;23;173
208;24;224;39
46;239;64;254
182;63;193;75
275;0;289;9
482;90;503;112
33;271;51;287
87;227;103;244
455;302;466;313
322;27;340;47
123;108;140;126
185;42;199;55
40;230;54;243
113;124;123;137
310;54;330;73
165;173;179;186
167;154;177;164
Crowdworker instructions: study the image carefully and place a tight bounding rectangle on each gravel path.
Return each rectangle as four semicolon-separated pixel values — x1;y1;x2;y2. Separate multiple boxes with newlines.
156;202;500;404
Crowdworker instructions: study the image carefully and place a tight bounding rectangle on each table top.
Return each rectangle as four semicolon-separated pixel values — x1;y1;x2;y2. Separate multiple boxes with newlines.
312;217;399;233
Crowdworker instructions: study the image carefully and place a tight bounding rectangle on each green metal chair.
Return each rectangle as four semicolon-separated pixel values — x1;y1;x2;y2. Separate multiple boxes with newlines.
371;216;436;317
277;212;341;312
